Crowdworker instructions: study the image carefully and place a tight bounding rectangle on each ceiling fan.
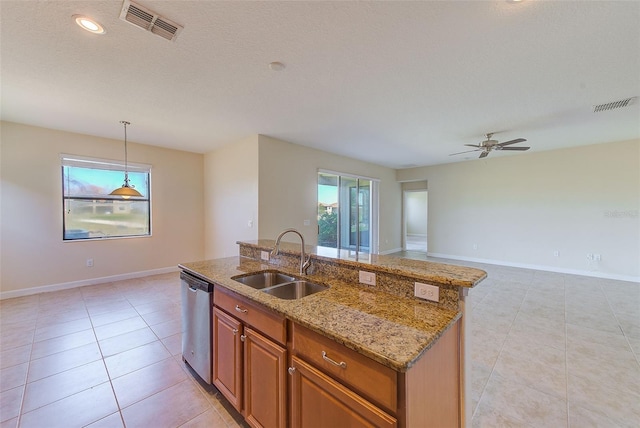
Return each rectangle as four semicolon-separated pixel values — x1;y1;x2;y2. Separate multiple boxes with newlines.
450;133;530;159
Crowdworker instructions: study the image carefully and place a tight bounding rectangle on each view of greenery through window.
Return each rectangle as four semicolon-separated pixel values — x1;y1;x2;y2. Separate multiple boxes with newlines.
62;163;150;240
318;172;372;251
318;183;338;247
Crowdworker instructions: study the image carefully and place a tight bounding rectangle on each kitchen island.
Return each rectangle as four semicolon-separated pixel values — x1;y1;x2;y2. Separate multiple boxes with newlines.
179;240;486;427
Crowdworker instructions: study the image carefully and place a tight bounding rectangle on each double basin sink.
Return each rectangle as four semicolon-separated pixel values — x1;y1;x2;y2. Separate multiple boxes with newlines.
232;271;328;300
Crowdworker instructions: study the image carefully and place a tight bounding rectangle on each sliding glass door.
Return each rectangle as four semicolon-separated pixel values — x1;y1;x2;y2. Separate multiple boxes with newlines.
318;171;377;253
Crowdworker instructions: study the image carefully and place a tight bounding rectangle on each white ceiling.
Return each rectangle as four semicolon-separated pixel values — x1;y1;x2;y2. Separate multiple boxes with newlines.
1;0;639;168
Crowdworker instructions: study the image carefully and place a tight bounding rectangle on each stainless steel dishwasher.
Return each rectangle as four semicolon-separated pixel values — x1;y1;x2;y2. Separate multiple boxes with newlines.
180;271;214;384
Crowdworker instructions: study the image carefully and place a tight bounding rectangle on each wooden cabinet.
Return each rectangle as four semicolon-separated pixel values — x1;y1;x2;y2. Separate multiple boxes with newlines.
398;319;460;428
212;287;460;428
291;321;460;428
244;327;287;428
213;307;242;410
291;324;398;427
215;288;286;344
290;355;397;428
213;288;287;428
292;324;397;413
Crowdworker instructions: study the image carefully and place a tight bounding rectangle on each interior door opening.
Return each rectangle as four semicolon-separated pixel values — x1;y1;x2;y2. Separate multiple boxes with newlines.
403;190;428;253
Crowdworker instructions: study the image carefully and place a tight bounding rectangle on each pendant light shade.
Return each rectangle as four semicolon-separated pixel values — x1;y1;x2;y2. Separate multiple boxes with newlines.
109;185;142;198
110;121;143;199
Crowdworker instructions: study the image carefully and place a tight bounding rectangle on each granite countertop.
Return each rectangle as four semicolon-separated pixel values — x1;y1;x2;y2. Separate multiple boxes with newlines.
241;239;487;288
179;256;463;372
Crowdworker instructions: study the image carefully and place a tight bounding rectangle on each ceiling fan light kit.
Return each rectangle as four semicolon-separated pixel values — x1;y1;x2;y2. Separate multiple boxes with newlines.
450;133;530;159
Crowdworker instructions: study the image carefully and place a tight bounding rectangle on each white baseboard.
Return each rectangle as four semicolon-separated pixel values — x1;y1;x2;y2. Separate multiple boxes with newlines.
427;253;640;283
0;266;180;300
380;247;403;255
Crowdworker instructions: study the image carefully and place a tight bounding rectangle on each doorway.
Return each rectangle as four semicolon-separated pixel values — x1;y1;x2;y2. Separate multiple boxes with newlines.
403;190;428;253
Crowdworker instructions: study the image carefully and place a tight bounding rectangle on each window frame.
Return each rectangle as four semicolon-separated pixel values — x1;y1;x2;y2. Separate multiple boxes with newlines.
61;154;152;241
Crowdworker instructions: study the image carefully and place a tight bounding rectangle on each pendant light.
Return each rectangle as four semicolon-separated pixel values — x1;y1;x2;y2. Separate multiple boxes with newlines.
110;120;143;199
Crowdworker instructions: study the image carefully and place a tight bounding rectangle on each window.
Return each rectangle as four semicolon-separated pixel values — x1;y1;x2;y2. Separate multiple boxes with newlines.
61;154;151;240
318;171;379;253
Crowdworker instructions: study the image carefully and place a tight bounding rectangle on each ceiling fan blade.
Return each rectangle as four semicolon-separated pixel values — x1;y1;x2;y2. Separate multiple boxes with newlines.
449;149;481;156
479;151;489;158
497;138;527;147
499;146;530;151
464;144;481;148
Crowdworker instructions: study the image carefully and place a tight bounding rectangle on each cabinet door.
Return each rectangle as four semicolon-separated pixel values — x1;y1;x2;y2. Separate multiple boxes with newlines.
244;327;287;428
213;307;243;411
290;356;397;428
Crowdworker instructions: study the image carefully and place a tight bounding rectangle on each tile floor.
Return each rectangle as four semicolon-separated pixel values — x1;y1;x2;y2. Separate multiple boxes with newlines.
395;251;640;428
0;274;246;428
1;259;638;427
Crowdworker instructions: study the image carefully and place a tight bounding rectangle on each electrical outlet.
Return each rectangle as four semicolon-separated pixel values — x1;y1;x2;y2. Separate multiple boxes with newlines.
414;282;439;302
359;271;376;286
587;253;594;261
86;258;94;267
472;244;478;250
303;219;310;226
594;254;601;261
553;250;560;257
260;251;270;261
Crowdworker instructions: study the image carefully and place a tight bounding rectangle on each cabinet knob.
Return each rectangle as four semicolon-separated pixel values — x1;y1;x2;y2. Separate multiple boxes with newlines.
288;367;296;375
240;334;246;342
232;329;238;335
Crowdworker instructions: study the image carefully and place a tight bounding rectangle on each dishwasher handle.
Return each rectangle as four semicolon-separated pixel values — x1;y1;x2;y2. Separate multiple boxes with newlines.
180;271;213;293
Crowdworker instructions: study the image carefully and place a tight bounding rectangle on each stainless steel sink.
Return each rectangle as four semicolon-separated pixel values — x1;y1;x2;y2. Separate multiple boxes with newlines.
232;271;297;289
262;280;328;300
233;271;328;299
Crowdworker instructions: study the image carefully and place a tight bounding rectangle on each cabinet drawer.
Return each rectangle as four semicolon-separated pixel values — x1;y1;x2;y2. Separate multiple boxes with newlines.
215;288;286;345
292;323;397;412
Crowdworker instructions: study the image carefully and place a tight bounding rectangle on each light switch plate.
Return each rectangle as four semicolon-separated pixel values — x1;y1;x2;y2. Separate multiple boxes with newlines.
260;251;270;261
414;282;439;302
359;271;376;286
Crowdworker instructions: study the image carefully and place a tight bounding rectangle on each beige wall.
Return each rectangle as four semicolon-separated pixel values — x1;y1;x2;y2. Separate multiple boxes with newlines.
203;134;402;256
6;121;631;296
397;139;640;280
257;135;402;252
0;122;205;297
204;135;259;259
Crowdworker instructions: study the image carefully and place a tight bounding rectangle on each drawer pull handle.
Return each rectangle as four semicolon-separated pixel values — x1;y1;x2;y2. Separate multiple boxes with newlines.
235;305;248;314
322;351;347;369
288;367;296;375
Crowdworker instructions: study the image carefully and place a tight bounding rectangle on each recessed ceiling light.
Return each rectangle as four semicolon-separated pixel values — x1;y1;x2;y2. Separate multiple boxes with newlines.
269;62;286;71
73;15;106;35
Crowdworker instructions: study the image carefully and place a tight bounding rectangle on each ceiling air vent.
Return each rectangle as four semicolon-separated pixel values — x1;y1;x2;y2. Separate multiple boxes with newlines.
593;96;637;113
119;0;183;42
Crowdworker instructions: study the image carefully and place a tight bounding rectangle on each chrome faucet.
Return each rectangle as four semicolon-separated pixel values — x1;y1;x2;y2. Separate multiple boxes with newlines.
271;228;311;275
